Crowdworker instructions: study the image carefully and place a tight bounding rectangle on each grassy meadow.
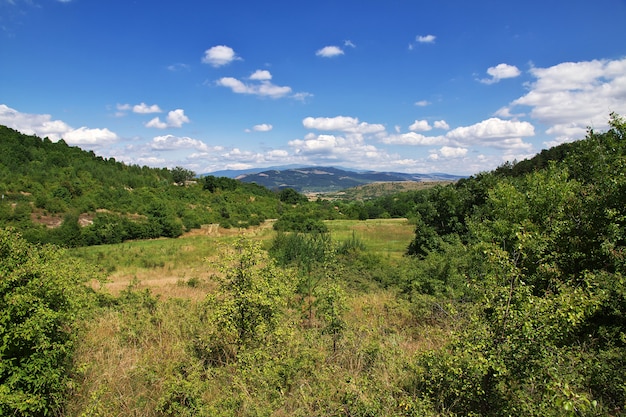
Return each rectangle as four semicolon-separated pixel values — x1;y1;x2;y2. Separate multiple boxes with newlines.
62;219;437;416
70;219;414;296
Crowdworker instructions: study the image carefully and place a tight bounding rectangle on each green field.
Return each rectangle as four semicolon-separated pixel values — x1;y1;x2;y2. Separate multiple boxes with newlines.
69;218;415;296
326;218;414;259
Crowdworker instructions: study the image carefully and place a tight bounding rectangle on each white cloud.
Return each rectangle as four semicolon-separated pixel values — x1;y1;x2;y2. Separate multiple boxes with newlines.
434;120;450;130
146;109;190;129
479;63;521;84
166;109;190;127
202;45;241;67
414;100;430;107
146;117;168;129
429;146;468;160
62;127;119;145
150;134;209;151
409;119;432;132
438;146;468;158
0;104;119;146
316;46;344;58
344;40;356;48
302;116;385;134
507;57;626;143
446;117;535;143
133;102;162;114
216;76;293;99
289;132;382;162
380;117;533;152
249;70;272;81
290;134;341;154
116;103;131;111
416;34;436;44
382;131;447;146
267;149;288;158
252;123;273;132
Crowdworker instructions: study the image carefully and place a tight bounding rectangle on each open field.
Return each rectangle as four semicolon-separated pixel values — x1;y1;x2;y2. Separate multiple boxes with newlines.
325;218;414;259
70;218;415;297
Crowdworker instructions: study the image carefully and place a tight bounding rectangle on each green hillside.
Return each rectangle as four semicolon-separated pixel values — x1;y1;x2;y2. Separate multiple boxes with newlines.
0;126;302;246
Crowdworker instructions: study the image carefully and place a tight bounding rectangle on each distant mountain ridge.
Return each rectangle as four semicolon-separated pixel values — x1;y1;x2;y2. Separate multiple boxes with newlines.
206;166;465;192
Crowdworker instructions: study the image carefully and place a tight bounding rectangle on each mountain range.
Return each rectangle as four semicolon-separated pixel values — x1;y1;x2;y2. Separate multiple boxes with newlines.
205;166;465;193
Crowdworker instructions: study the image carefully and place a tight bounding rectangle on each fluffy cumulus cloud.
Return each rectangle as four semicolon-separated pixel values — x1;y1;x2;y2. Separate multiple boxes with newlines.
429;146;468;160
417;34;436;44
146;109;190;129
288;132;382;162
302;116;385;134
502;57;626;145
0;104;119;146
116;102;162;116
202;45;241;67
252;123;273;132
216;72;294;99
434;120;450;130
62;127;119;145
249;70;272;81
316;46;344;58
382;132;447;146
150;134;210;152
479;63;521;84
409;119;432;132
446;117;534;143
132;102;162;114
382;117;534;152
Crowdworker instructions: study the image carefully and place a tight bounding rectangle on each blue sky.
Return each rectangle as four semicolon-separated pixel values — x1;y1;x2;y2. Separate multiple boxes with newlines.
1;0;625;175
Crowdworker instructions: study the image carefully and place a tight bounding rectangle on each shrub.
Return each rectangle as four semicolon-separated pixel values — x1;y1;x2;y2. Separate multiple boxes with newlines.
0;229;98;416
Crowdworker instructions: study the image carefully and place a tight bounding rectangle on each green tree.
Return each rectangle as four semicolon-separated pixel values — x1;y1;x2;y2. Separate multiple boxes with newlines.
171;166;195;185
278;187;307;205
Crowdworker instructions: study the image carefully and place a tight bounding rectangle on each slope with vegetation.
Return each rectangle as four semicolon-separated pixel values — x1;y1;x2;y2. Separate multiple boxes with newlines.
0;114;625;416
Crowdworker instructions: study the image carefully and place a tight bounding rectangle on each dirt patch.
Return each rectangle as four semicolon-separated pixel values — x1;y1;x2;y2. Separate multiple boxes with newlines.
31;212;64;228
183;220;277;238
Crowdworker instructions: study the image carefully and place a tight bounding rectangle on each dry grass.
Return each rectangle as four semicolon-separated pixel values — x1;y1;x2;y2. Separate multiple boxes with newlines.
65;219;440;416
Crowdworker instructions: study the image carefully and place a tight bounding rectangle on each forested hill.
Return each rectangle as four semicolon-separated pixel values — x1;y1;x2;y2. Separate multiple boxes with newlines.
0;125;287;246
0;125;174;189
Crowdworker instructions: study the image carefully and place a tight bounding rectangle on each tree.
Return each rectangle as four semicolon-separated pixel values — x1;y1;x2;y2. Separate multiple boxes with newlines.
278;187;307;205
171;166;195;185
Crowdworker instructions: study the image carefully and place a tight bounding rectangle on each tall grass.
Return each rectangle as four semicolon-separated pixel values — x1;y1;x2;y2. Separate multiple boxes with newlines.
63;219;437;416
326;218;414;259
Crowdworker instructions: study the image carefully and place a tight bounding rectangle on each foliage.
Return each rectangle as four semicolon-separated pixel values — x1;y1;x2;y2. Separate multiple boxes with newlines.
403;114;626;415
171;166;196;185
0;229;98;416
200;238;295;362
278;187;308;205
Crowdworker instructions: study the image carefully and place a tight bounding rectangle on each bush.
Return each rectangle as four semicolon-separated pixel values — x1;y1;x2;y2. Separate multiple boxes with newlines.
0;229;98;416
